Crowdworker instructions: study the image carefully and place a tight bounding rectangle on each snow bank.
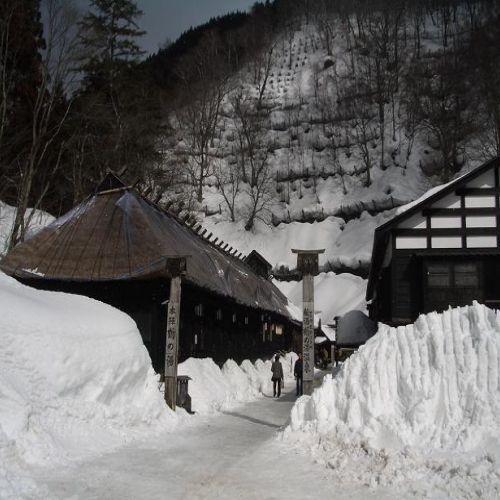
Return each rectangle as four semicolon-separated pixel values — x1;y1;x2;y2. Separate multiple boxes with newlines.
285;303;500;496
178;352;298;414
0;271;175;481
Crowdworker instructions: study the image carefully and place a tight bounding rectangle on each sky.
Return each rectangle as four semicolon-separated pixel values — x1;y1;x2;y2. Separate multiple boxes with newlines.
79;0;259;55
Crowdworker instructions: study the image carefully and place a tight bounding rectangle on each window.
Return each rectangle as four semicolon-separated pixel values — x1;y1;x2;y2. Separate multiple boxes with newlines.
195;304;203;317
427;261;479;288
427;262;450;287
216;309;223;321
244;316;249;325
232;313;237;323
425;259;483;314
455;263;478;287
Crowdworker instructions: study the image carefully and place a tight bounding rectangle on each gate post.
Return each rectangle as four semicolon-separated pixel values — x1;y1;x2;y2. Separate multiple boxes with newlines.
164;257;187;410
292;249;325;396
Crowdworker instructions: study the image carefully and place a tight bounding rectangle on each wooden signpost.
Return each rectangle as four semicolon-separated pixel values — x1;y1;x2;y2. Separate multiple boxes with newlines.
292;249;325;396
164;256;187;410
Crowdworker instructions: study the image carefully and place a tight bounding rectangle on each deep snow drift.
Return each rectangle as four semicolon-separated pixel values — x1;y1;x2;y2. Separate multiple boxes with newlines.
0;272;176;498
285;302;500;497
0;271;298;499
178;353;297;415
0;272;175;461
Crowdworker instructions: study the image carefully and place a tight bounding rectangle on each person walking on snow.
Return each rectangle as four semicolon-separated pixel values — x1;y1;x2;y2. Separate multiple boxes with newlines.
271;355;284;397
294;353;303;396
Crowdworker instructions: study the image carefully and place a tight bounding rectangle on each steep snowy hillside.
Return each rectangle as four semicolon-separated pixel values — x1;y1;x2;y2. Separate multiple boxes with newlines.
168;12;481;320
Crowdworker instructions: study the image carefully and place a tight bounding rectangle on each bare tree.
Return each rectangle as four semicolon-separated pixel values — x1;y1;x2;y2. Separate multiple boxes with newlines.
175;31;230;203
468;17;500;159
313;0;337;56
7;0;81;250
242;153;275;231
410;51;477;182
230;91;274;230
213;158;240;222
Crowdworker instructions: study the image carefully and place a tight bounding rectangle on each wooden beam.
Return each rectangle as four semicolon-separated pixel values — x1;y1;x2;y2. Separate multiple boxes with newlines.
422;207;500;217
395;227;499;237
456;187;500;196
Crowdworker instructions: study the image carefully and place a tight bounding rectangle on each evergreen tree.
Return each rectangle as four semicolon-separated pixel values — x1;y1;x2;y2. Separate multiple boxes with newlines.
78;0;145;93
72;0;162;184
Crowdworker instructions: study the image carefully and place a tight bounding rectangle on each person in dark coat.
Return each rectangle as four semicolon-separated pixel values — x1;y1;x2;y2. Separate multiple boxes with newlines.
271;354;284;397
294;353;303;396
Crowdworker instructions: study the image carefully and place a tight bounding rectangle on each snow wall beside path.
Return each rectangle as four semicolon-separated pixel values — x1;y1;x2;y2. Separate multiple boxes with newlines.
285;302;500;497
0;271;176;473
179;352;298;414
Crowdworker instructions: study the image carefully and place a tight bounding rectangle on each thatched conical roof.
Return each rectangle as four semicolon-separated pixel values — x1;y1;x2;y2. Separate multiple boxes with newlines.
0;175;290;317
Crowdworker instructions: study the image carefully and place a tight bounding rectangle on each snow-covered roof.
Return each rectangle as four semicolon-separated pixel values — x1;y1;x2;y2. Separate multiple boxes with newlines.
336;310;376;347
321;324;336;342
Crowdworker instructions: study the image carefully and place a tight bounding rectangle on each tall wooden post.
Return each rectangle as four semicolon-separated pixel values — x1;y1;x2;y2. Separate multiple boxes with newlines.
164;257;187;410
292;249;325;396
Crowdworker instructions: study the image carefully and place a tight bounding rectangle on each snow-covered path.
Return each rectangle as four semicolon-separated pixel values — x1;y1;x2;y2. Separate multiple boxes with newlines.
33;384;395;500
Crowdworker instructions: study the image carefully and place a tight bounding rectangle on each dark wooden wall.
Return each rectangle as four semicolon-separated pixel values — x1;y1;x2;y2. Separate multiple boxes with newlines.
20;278;292;373
373;252;500;326
390;252;422;325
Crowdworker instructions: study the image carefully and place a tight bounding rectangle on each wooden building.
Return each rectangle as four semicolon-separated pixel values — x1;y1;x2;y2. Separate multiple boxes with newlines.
0;174;295;372
366;156;500;326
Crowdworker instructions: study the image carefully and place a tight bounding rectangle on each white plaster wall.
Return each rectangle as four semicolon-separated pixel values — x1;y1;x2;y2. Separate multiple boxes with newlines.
466;235;497;248
395;236;427;250
431;236;462;249
465;215;497;228
464;196;496;208
430;216;461;229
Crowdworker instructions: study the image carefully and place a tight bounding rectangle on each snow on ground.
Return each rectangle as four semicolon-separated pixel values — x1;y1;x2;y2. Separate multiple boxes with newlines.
285;302;500;498
0;271;177;498
0;201;54;258
33;379;387;500
0;271;302;499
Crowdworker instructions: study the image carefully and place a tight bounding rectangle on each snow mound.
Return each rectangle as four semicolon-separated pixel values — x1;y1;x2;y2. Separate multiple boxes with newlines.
285;303;500;495
289;302;500;451
0;271;175;472
179;352;298;414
